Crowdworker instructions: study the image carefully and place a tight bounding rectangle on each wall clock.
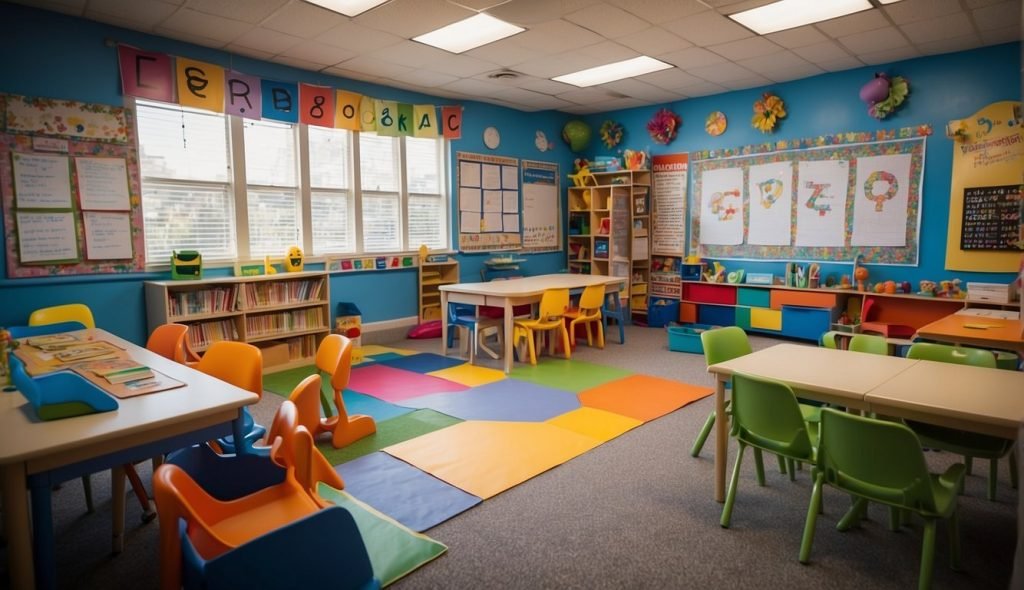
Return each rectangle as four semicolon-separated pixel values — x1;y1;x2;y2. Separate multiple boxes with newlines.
483;126;501;149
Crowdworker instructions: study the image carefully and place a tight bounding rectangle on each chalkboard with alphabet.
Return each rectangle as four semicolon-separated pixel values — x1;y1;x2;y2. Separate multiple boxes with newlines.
960;184;1021;251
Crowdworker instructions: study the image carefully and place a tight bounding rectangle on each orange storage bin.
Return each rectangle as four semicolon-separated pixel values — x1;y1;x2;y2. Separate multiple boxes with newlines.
769;290;836;310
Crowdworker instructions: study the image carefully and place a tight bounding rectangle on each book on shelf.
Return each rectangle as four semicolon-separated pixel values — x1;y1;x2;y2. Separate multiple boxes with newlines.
81;358;155;384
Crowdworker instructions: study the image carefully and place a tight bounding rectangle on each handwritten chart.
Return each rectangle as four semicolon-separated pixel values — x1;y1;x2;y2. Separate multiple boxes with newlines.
456;151;521;252
76;157;130;211
16;210;79;263
12;153;73;209
83;211;133;259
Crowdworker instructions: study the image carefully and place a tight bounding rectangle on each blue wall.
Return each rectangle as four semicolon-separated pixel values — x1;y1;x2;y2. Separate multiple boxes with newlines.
582;42;1021;288
0;4;572;344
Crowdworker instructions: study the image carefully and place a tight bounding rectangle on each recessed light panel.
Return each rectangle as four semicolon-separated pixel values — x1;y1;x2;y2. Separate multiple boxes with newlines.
728;0;873;35
303;0;390;17
413;14;525;54
552;56;673;88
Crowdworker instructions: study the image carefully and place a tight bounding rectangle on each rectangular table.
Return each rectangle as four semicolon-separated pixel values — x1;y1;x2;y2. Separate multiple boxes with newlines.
0;329;256;590
440;274;627;373
916;313;1024;353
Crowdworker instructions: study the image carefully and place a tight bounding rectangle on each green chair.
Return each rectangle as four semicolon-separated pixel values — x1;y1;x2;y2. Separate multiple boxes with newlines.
905;342;1016;501
849;333;888;355
800;409;965;590
720;372;817;528
819;330;843;349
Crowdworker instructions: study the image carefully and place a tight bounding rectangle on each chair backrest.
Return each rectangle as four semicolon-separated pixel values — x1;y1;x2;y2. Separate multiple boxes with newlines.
819;330;842;349
700;326;752;366
538;289;570;323
29;303;95;329
196;341;264;398
288;374;325;442
266;400;300;468
147;323;189;363
577;284;606;312
907;342;996;368
7;322;87;339
849;334;888;355
314;334;353;393
860;297;877;322
290;424;346;508
448;303;475;322
730;372;814;460
817;408;939;513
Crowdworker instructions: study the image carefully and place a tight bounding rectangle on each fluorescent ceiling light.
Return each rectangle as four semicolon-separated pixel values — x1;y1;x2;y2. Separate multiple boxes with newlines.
877;0;904;3
728;0;873;35
552;56;673;87
303;0;390;17
413;14;524;54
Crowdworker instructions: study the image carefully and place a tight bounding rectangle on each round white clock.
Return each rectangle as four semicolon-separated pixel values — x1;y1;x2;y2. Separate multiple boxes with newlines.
483;126;500;149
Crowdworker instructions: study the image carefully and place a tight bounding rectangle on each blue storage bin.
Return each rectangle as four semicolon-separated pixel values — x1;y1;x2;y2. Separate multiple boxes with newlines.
698;304;736;326
648;298;679;328
667;323;714;353
781;305;837;341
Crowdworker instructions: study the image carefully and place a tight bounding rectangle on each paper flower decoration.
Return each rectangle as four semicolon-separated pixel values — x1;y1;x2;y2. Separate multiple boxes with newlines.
860;73;909;120
646;108;681;145
751;92;786;134
705;111;727;136
599;120;624;149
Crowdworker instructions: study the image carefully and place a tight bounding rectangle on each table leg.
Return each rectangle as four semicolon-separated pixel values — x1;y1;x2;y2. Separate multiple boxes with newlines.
440;290;449;358
29;477;54;589
503;299;514;374
3;462;35;590
111;465;126;554
715;374;728;503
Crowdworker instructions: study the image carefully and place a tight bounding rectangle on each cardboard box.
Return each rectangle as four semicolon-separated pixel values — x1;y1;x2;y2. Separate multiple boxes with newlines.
256;341;289;367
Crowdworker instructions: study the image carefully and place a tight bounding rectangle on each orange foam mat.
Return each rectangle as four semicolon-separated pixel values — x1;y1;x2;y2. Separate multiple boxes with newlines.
427;364;506;388
578;375;713;422
546;407;643;444
385;421;601;500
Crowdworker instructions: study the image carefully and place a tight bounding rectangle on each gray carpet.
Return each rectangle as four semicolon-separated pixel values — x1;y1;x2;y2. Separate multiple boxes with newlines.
3;326;1016;589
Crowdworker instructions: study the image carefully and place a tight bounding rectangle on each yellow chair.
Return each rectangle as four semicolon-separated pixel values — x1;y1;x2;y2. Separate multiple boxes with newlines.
513;288;571;365
29;303;95;329
564;284;605;349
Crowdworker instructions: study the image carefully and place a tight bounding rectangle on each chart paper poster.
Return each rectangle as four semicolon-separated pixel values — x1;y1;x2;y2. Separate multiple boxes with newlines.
747;162;792;246
521;160;559;252
457;152;520;251
651;153;687;255
12;153;72;209
851;153;911;246
699;167;744;245
75;157;130;211
16;210;80;264
795;160;848;247
83;211;133;260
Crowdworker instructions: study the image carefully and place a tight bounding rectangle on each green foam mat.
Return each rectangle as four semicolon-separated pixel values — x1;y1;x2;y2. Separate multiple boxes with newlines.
509;359;633;392
263;365;317;396
319;409;461;466
317;485;447;586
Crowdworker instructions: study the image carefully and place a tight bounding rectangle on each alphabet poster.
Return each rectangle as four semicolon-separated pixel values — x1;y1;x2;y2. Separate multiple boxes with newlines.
795;159;848;247
851;153;911;246
746;162;792;245
698;167;743;245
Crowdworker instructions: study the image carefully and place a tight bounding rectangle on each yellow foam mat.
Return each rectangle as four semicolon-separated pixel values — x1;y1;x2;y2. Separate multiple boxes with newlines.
361;344;418;356
427;364;506;387
385;421;601;499
546;407;643;443
579;375;713;422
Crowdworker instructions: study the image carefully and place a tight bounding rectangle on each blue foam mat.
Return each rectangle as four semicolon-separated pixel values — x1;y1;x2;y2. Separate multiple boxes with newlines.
343;389;414;422
337;451;481;532
377;352;467;374
399;378;581;422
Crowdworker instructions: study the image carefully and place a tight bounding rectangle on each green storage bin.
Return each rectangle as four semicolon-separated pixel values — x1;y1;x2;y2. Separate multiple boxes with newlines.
737;287;770;308
735;306;752;330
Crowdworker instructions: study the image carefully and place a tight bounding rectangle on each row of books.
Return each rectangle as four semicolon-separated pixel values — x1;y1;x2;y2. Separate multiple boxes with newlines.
241;279;325;309
287;334;318;360
186;319;239;349
245;309;325;337
168;286;239;317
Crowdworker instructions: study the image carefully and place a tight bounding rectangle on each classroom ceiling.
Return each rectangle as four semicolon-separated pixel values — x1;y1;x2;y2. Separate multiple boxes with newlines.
12;0;1021;113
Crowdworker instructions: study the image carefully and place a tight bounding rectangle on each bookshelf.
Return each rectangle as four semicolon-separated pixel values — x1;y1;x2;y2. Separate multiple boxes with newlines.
144;271;330;373
419;258;460;321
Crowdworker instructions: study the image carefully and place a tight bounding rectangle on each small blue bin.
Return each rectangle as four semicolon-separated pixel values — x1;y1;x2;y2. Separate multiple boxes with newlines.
648;298;679;328
667;323;714;354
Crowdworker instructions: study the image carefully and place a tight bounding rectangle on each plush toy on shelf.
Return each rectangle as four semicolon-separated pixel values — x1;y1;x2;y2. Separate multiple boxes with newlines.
284;245;304;272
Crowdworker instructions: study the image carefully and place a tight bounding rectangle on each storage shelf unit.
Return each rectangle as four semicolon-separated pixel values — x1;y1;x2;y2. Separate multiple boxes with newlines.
145;271;330;373
419;258;460;322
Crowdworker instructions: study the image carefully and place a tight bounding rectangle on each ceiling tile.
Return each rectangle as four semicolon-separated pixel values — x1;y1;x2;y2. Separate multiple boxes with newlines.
158;7;253;43
599;79;683;102
964;0;1008;7
858;45;921;65
817;55;865;72
321;66;388;84
815;9;889;38
765;26;828;49
336;55;415;79
575;41;640;62
658;47;728;69
185;0;289;23
883;0;961;25
513;50;610;78
261;1;347;37
7;0;86;16
606;0;707;23
900;13;972;44
86;0;178;28
486;0;603;26
720;75;773;91
279;41;355;66
224;44;276;61
688;61;756;84
616;26;691;55
702;0;774;7
972;1;1021;31
315;21;405;53
557;86;624;104
510;19;605;53
510;95;575;110
667;10;753;46
916;33;984;56
564;3;650;38
440;78;509;97
637;68;706;91
675;80;728;97
272;55;328;71
560;103;602;114
838;26;909;55
792;40;851;64
233;27;304;54
709;37;782;61
511;76;578;95
355;0;476;37
152;27;227;48
372;41;452;68
447;0;512;9
423;53;500;77
490;86;567;106
737;51;814;79
763;61;825;83
390;69;460;87
980;24;1020;45
465;39;546;67
587;96;652;110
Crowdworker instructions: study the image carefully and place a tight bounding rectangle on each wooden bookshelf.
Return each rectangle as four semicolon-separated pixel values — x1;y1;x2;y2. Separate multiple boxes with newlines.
419;258;459;321
144;270;330;373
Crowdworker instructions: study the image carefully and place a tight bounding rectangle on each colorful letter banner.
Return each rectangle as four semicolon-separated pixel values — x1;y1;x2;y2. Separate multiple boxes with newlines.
397;103;413;137
261;80;298;123
176;57;224;113
360;97;376;131
335;91;361;131
414;105;438;138
225;71;261;120
376;100;399;136
442;106;463;139
299;83;335;128
118;45;173;103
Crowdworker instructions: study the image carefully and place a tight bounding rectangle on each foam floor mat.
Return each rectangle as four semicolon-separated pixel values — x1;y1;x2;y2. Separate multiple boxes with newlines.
509;359;633;392
348;364;468;403
578;375;713;422
317;409;461;466
400;379;580;422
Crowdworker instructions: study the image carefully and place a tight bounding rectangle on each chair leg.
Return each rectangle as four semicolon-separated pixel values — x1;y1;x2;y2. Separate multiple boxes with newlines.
777;454;788;474
690;411;716;457
799;473;824;564
753;448;766;487
948;509;962;571
560;327;571;360
837;497;868;531
964;455;973;476
526;330;537;365
81;475;94;513
596;318;604;349
124;464;156;524
987;458;998;501
919;519;937;590
1010;448;1018;490
721;443;746;528
787;458;797;482
888;506;902;531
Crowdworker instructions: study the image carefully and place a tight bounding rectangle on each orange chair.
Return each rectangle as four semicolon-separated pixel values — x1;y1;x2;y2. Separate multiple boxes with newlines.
563;284;605;349
195;341;266;453
513;288;571;365
146;323;200;365
154;398;345;590
292;335;376;449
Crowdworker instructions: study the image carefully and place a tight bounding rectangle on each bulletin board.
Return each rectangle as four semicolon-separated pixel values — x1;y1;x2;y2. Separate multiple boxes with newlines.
1;94;144;277
690;128;928;266
456;151;521;252
520;160;560;253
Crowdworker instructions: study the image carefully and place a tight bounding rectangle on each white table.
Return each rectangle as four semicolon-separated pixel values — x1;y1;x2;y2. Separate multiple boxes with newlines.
0;329;256;590
440;274;627;373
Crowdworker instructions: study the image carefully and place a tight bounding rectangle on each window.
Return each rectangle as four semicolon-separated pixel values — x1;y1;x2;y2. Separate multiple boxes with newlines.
136;100;448;266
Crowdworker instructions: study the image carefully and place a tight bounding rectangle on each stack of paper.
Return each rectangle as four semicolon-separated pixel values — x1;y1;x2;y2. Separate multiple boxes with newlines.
26;334;79;350
53;342;122;363
83;359;154;384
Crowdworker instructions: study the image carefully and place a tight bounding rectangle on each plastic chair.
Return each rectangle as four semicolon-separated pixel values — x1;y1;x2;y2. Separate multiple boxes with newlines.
601;291;627;344
905;342;1015;501
800;409;965;590
564;284;605;349
691;327;752;457
147;323;200;365
849;333;888;355
819;330;843;349
447;303;502;363
294;337;376;448
28;303;95;329
195;341;266;454
720;372;817;528
513;288;571;365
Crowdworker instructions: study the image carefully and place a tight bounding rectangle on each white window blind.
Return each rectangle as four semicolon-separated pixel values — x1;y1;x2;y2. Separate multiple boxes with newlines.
360;133;401;252
406;136;446;250
309;127;352;254
244;120;299;257
136;100;235;262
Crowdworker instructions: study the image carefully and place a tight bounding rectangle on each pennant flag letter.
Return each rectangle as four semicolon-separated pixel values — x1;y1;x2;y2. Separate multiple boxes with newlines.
225;71;262;120
261;80;298;123
376;100;399;136
176;58;225;112
442;105;463;139
360;96;376;131
397;103;413;137
335;91;362;131
300;83;335;128
118;45;173;102
413;104;438;138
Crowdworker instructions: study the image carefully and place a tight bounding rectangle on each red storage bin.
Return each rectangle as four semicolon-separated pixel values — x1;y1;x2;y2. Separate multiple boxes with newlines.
682;283;737;305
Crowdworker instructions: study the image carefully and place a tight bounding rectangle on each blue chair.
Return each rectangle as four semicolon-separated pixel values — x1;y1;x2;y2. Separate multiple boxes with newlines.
447;303;501;362
601;291;627;344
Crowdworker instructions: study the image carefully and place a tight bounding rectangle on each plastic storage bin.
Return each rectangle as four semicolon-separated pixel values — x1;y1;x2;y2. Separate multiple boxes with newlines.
648;298;680;328
667;323;714;354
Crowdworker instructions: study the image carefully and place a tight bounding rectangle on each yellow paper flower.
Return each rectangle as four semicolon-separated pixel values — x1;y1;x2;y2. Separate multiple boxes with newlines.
751;92;786;134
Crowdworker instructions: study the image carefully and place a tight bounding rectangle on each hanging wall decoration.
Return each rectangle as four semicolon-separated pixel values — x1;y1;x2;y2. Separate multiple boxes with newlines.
599;120;623;149
705;111;727;136
647;108;681;145
751;92;786;134
859;73;910;120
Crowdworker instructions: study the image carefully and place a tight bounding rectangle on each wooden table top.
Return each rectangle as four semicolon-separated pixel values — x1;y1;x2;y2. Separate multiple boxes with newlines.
440;273;626;297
